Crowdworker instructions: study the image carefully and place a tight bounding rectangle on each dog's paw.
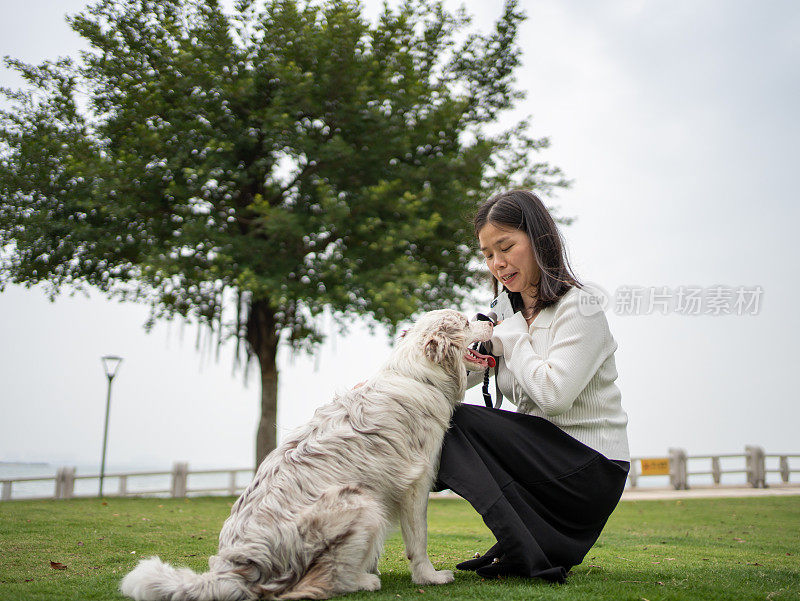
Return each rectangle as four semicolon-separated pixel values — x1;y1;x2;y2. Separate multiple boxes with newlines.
413;569;454;586
357;573;381;591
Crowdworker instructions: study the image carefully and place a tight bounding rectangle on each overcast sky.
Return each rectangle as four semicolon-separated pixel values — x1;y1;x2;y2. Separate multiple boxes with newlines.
1;0;798;472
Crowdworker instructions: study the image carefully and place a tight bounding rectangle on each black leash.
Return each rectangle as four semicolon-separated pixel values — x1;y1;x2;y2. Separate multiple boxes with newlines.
472;313;498;408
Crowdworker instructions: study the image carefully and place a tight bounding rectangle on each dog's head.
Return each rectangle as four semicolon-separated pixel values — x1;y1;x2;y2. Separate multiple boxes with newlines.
402;309;494;373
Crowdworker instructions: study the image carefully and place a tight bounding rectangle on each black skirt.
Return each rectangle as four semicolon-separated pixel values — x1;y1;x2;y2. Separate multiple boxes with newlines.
434;404;629;584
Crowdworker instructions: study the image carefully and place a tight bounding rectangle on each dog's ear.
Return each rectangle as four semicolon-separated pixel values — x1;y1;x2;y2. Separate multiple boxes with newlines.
423;331;450;364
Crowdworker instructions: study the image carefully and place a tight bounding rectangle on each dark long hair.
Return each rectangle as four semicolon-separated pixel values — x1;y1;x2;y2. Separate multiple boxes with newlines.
474;190;581;314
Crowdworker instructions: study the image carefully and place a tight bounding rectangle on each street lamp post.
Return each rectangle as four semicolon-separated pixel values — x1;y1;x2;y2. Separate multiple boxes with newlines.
99;355;123;497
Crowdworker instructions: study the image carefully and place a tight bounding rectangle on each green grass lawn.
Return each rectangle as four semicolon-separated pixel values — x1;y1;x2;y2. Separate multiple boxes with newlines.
0;495;798;601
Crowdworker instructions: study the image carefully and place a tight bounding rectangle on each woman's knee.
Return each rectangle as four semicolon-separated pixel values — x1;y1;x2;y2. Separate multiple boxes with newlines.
451;404;491;432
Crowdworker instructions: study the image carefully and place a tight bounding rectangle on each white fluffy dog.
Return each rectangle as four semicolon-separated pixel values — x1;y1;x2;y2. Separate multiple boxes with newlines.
121;309;494;600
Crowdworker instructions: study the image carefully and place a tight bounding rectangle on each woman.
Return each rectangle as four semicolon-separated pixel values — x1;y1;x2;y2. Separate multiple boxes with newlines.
435;189;630;583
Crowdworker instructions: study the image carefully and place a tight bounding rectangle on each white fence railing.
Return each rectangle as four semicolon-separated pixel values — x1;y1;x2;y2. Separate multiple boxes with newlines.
627;446;800;490
3;446;799;501
0;462;254;501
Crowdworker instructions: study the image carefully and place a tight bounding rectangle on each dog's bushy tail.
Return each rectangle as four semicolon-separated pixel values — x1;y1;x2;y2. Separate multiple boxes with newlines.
120;556;253;601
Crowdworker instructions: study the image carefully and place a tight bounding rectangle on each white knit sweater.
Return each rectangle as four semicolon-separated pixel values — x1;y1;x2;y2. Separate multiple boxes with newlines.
471;286;630;462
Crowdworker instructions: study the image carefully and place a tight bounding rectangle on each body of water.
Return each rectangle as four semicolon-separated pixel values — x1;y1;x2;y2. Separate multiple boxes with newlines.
1;454;792;500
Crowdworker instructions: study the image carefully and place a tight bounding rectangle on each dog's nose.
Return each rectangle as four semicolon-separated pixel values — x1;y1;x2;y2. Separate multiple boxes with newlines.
471;320;493;342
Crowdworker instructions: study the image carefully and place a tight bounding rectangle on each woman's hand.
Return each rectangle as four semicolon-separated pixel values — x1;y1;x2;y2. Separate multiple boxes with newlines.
490;312;529;356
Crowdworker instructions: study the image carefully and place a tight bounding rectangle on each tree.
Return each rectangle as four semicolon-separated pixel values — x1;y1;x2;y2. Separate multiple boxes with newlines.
0;0;568;465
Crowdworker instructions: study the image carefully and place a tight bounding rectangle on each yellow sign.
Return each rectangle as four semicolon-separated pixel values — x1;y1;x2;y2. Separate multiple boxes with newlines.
640;458;670;476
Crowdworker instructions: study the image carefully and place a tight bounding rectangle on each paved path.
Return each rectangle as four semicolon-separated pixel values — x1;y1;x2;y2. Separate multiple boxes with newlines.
622;484;800;501
433;485;800;502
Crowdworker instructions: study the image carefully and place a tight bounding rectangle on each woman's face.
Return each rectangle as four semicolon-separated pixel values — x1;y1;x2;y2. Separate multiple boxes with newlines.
478;222;540;298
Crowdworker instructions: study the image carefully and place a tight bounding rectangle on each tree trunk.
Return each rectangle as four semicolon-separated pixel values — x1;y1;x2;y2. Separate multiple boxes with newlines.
246;299;280;467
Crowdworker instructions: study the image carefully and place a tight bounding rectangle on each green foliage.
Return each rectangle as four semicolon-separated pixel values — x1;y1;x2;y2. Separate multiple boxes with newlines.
0;0;567;350
0;496;798;601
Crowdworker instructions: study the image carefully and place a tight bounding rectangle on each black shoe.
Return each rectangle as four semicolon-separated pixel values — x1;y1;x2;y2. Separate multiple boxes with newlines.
456;554;494;571
477;561;569;583
455;543;502;571
475;557;524;579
